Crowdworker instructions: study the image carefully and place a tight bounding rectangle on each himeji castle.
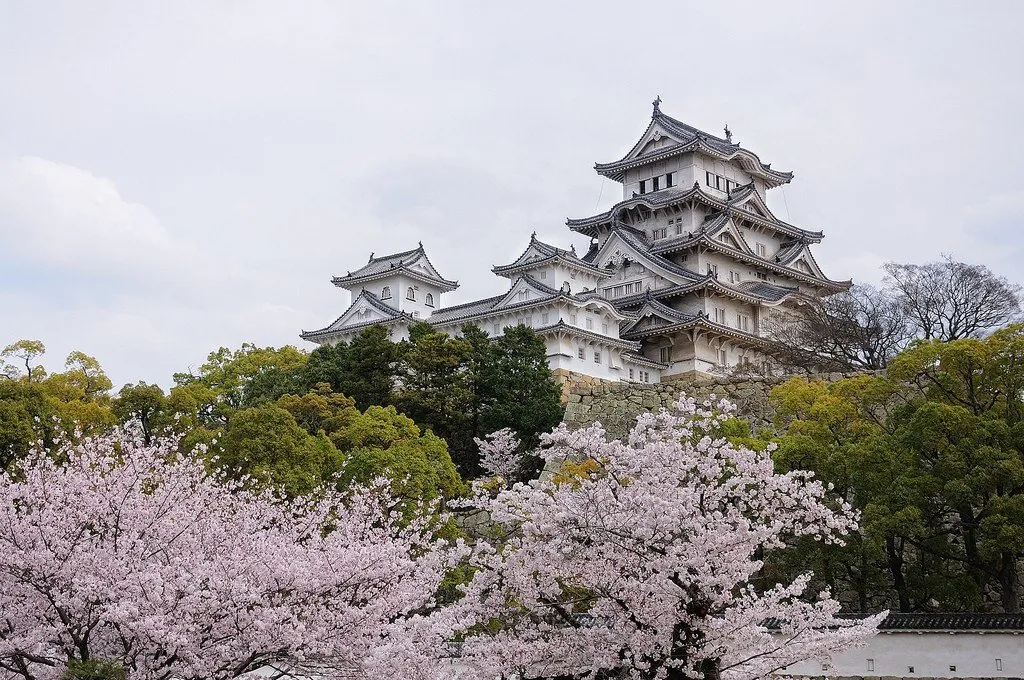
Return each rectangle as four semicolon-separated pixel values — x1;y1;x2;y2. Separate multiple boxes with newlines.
301;99;849;383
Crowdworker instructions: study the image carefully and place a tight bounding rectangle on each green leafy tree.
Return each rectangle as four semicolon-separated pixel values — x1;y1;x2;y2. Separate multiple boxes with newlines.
771;325;1024;612
480;325;563;462
218;404;341;498
340;325;404;409
171;344;308;427
2;339;47;382
332;404;465;509
395;323;476;471
113;382;169;445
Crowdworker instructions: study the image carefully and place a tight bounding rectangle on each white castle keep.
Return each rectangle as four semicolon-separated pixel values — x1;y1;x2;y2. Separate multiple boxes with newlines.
301;101;849;383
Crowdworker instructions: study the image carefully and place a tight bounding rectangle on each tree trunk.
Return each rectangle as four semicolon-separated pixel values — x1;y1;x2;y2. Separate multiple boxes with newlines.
999;551;1019;613
886;536;911;611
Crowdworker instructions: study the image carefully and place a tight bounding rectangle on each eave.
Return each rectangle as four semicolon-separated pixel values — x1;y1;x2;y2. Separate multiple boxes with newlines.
595;133;793;186
332;265;460;292
567;183;824;242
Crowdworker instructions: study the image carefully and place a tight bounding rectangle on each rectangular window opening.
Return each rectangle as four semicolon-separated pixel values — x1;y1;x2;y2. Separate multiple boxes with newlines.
665;172;674;188
639;180;647;195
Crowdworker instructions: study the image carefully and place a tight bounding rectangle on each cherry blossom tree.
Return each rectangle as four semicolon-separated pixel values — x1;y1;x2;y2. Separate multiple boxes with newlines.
0;428;463;680
379;396;883;680
474;428;522;481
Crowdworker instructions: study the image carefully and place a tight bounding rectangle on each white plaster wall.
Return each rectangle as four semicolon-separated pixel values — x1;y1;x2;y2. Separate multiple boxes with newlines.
692;152;752;198
780;631;1024;679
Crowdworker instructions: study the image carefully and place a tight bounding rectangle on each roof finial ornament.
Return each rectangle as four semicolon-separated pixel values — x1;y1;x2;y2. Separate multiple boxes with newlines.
531;230;537;240
418;240;423;248
368;253;374;262
724;124;733;143
652;95;662;115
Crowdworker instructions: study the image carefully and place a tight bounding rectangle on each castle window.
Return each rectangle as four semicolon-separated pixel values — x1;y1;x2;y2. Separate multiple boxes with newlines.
653;227;667;240
425;293;434;307
707;263;718;278
908;667;915;674
518;290;529;301
652;176;660;191
629;368;634;380
602;323;609;334
492;323;500;335
639;179;647;195
542;312;549;324
719;349;728;366
660;346;672;363
756;271;768;281
729;270;741;283
406;287;415;301
594;350;602;364
570;313;577;324
381;286;392;299
539;270;547;279
714;307;727;324
642;371;650;383
705;171;713;187
755;242;767;257
996;660;1002;672
586;317;593;330
736;314;749;332
525;314;533;326
665;172;674;188
578;347;585;360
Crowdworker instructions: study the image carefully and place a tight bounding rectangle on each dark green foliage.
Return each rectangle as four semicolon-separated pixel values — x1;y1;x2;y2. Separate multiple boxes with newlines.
0;379;59;472
770;324;1024;612
299;326;403;410
113;382;168;444
218;404;342;498
61;660;126;680
479;325;563;473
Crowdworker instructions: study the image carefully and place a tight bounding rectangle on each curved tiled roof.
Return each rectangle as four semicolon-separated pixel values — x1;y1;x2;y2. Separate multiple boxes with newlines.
429;275;624;327
300;290;412;342
332;243;459;291
594;108;793;188
493;233;610;278
567;182;823;242
532;320;641;351
765;612;1024;632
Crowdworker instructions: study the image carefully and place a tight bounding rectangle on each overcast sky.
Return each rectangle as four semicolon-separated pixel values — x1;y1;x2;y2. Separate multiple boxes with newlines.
2;1;1023;388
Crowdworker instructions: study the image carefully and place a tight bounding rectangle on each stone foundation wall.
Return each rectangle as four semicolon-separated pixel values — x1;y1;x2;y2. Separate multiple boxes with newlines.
563;371;879;437
550;368;615;402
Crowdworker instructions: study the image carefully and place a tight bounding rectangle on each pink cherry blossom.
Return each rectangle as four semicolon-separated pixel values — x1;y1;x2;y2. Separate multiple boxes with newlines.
0;428;463;680
375;396;884;680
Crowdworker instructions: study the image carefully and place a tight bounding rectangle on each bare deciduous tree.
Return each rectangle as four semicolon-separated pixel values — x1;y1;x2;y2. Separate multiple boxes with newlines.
883;255;1022;341
765;285;912;372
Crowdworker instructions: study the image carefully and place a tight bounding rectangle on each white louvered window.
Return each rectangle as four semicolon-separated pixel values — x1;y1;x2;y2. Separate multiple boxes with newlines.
755;242;767;257
381;286;392;299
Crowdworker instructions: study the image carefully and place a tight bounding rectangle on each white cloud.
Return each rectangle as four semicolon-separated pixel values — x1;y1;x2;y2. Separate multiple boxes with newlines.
0;157;173;274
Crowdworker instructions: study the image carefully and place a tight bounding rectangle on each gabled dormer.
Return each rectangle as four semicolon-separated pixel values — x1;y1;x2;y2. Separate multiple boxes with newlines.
493;232;611;292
